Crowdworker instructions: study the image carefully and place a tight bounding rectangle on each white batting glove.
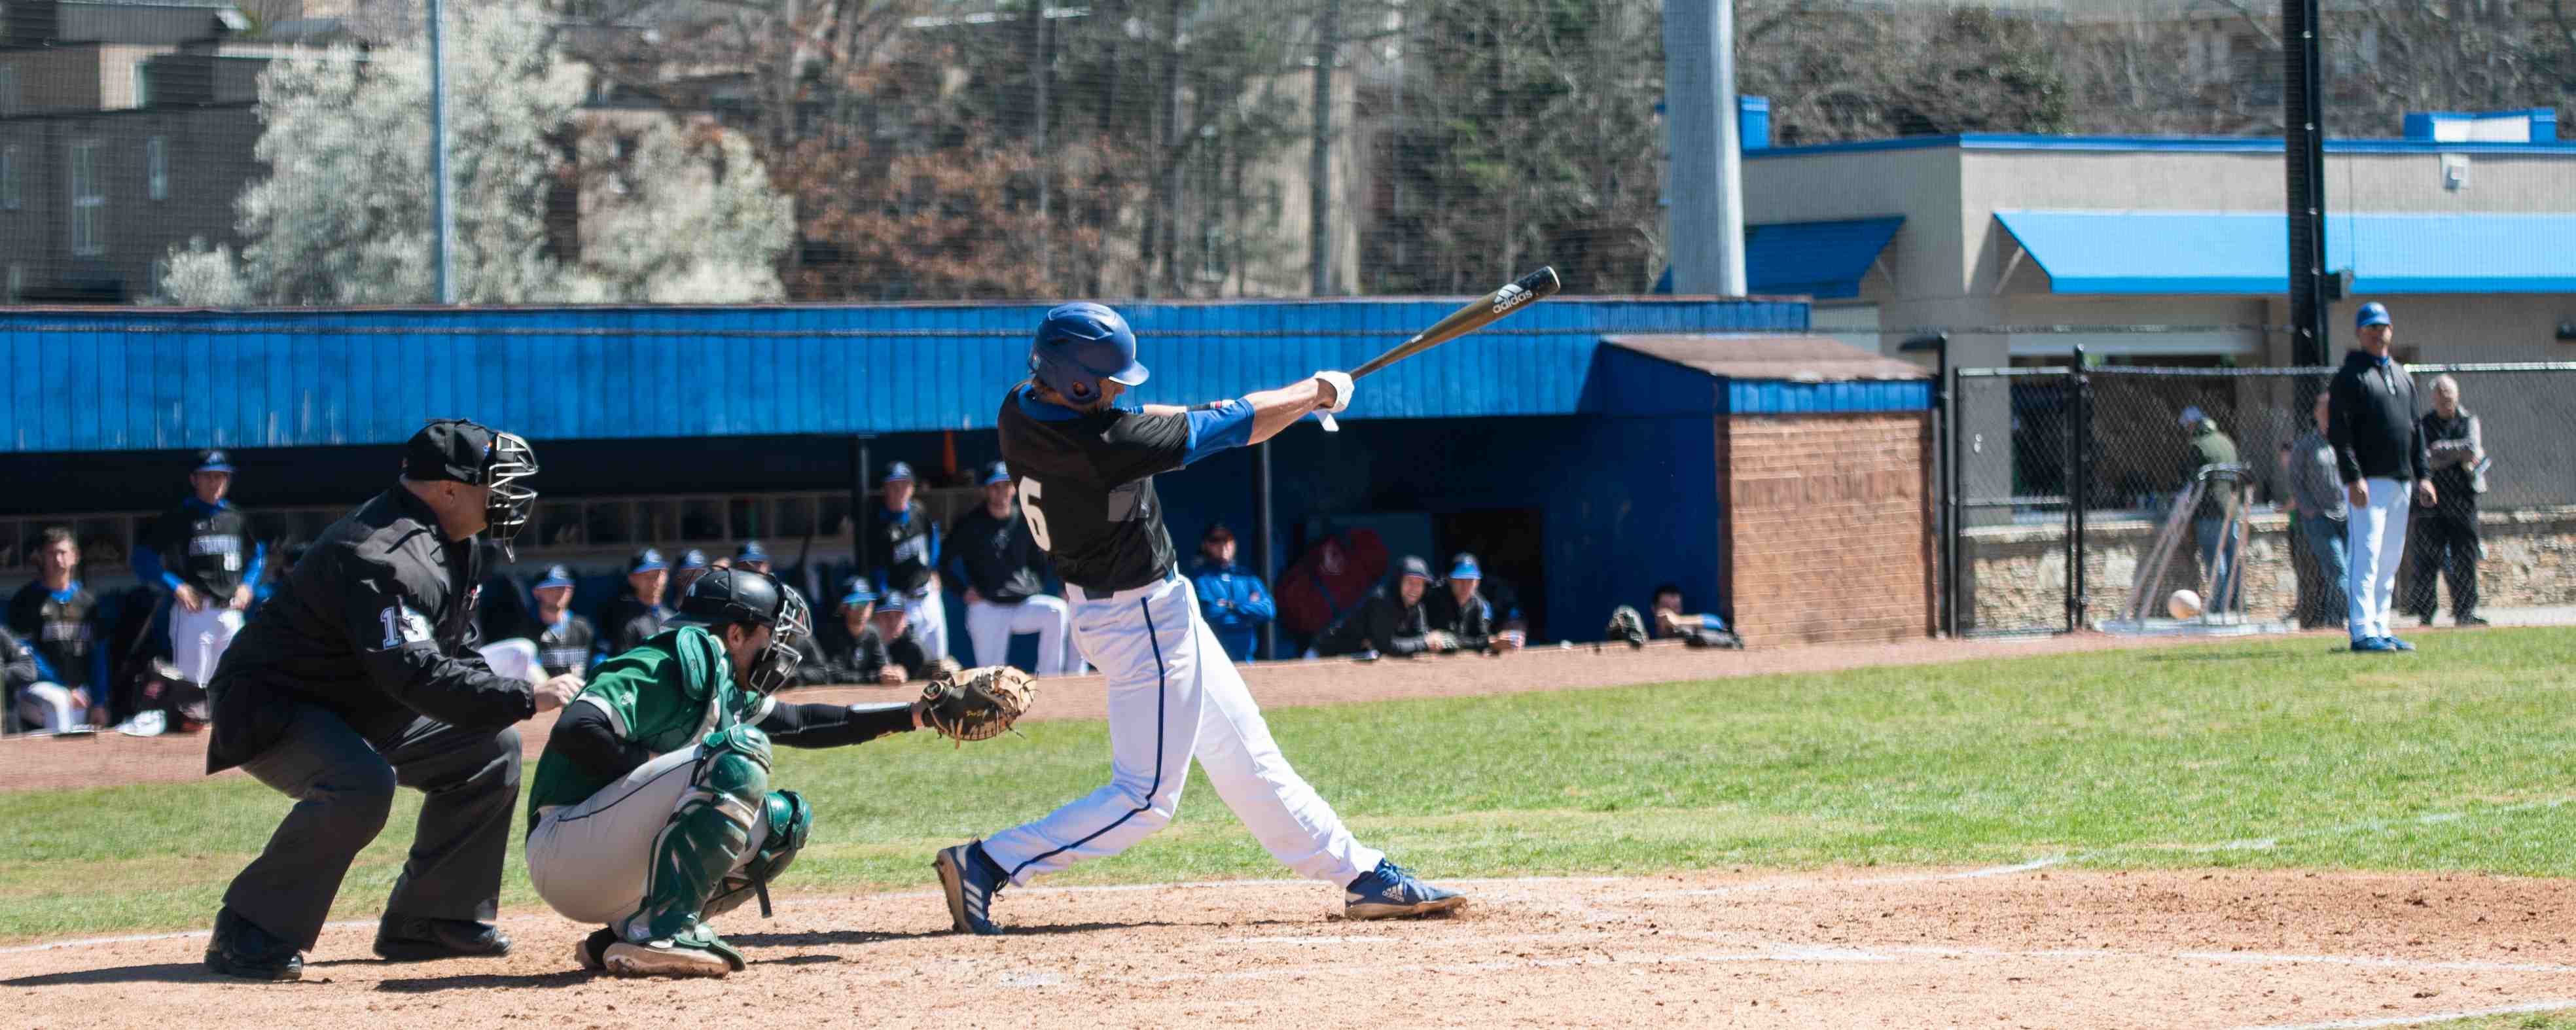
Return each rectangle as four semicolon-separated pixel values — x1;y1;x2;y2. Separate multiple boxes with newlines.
1312;370;1354;414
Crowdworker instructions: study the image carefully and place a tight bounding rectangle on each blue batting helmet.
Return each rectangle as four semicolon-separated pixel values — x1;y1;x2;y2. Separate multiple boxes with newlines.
1029;302;1148;404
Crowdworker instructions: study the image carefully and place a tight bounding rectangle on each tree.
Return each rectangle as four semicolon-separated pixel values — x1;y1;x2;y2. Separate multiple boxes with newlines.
161;0;791;306
1736;2;2070;146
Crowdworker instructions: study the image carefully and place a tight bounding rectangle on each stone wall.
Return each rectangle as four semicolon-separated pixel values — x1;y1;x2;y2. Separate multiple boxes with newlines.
1961;506;2576;632
1726;412;1936;646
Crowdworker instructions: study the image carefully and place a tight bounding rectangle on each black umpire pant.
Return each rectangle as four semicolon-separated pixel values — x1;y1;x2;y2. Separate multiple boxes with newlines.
223;701;521;950
2406;498;2480;620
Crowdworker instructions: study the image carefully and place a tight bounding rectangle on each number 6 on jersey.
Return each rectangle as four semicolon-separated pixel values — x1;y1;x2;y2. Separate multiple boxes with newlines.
1020;476;1052;551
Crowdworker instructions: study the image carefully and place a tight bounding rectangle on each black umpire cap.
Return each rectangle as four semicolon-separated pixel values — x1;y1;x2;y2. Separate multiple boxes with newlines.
406;419;501;484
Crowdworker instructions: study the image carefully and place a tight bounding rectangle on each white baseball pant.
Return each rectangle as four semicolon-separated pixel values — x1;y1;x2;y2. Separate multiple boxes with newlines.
170;604;246;685
2344;476;2414;641
907;584;950;664
965;596;1081;675
978;572;1380;887
14;682;84;732
525;745;766;925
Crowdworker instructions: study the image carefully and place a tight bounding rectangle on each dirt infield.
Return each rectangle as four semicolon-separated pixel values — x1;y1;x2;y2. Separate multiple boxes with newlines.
0;631;2221;793
9;866;2575;1029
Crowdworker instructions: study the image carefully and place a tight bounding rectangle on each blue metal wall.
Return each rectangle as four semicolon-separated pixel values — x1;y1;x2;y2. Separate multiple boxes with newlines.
0;297;1806;453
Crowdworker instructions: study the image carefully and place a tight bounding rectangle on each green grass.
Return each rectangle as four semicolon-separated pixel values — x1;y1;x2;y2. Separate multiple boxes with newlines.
7;628;2575;941
2412;1014;2576;1029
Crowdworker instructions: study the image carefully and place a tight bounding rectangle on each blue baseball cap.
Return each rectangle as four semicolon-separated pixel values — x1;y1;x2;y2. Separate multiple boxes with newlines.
875;592;908;614
677;548;709;571
2356;302;2392;329
882;461;916;484
982;461;1011;486
194;449;234;473
535;565;576;590
839;577;878;609
1448;554;1482;580
629;548;668;574
734;541;768;563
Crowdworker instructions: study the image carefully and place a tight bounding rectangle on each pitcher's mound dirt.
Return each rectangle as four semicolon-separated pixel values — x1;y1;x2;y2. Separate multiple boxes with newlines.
10;866;2573;1029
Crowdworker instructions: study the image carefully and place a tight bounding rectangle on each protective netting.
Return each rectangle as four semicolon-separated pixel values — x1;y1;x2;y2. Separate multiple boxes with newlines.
0;1;2560;306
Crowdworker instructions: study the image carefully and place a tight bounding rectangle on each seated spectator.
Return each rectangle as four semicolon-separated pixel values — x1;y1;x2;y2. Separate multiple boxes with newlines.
596;547;674;659
853;592;934;684
10;527;107;728
1189;524;1275;664
1311;556;1456;659
734;541;772;575
795;577;874;685
1651;583;1742;648
529;565;598;678
4;624;86;734
1425;553;1522;655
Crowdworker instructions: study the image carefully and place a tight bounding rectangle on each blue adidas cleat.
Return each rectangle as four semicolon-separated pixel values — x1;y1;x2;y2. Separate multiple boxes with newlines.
1344;859;1467;920
935;841;1008;935
2351;637;2398;652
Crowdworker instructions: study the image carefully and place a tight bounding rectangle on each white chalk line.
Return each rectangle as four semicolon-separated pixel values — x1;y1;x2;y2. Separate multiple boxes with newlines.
2236;997;2576;1030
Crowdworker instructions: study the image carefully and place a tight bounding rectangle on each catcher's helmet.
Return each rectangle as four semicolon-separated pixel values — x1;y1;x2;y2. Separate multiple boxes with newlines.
1029;302;1148;404
675;567;812;694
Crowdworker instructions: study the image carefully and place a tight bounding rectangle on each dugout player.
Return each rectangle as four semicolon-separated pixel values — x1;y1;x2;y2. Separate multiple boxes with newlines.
529;565;599;677
869;461;950;664
200;419;580;982
9;527;108;728
934;302;1464;935
1425;554;1520;655
948;461;1080;675
1310;556;1457;659
526;567;933;977
596;548;675;659
136;450;264;691
1188;524;1274;664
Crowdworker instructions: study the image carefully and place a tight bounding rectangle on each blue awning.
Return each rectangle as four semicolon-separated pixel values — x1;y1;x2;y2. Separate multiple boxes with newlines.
1994;210;2576;294
1653;216;1904;298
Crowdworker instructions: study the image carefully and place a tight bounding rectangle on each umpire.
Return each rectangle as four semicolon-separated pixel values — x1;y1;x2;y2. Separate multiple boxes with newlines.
201;419;578;981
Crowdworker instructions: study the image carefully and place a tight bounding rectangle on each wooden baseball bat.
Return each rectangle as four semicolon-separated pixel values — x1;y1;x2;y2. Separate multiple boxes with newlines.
1349;266;1562;380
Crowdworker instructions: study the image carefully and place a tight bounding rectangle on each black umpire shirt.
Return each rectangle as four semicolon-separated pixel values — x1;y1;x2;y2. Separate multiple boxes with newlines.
997;383;1258;593
946;503;1050;603
204;486;536;773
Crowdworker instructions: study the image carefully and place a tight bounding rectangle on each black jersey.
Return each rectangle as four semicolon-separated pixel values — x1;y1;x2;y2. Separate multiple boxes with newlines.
871;501;940;593
143;499;255;596
996;384;1253;593
946;503;1050;603
536;613;596;677
9;581;103;691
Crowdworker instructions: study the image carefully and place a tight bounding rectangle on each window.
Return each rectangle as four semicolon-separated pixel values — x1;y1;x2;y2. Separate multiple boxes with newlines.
70;140;105;256
147;257;168;296
0;67;18;117
5;264;22;304
147;136;166;201
132;64;149;109
1;145;17;210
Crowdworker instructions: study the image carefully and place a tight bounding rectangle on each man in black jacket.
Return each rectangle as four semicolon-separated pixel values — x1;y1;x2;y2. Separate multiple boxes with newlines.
1425;554;1520;655
2328;302;2437;652
2407;374;2488;628
1312;556;1457;659
200;420;580;981
596;548;675;659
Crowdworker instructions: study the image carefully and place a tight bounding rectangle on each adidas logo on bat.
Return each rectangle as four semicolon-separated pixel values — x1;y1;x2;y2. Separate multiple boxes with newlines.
1490;284;1531;314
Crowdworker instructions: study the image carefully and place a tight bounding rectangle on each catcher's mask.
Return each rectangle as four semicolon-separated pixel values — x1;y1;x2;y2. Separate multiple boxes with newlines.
677;568;811;694
482;431;540;562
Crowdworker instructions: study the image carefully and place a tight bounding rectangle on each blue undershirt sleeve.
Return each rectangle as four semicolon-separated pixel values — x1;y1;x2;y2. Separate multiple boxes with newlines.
1180;400;1257;467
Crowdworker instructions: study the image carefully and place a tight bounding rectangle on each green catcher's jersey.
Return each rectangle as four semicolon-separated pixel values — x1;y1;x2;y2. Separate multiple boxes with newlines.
526;625;776;825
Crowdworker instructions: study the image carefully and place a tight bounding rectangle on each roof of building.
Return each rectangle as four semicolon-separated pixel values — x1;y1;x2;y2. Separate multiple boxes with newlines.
1994;209;2576;294
1747;133;2576;159
1605;334;1929;382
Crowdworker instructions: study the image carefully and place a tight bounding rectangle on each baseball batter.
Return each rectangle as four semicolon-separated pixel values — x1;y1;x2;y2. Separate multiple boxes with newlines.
525;567;1024;977
935;302;1465;934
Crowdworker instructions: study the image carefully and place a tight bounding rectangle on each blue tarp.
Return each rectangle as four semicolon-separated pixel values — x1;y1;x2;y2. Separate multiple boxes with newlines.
1994;210;2576;295
1653;216;1905;299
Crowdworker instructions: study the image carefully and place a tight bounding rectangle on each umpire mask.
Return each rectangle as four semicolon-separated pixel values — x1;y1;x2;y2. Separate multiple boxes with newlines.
483;431;541;562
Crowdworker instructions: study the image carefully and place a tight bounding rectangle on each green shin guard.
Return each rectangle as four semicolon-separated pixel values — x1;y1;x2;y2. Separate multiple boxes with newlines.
704;789;811;921
619;726;772;968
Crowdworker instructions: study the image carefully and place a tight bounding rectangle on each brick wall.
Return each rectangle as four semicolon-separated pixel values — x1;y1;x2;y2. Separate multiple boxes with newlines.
1723;412;1935;646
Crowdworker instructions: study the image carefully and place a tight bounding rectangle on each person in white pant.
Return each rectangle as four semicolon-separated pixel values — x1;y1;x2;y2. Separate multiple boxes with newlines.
2328;302;2437;652
135;450;264;686
4;626;87;733
948;461;1082;675
934;301;1464;935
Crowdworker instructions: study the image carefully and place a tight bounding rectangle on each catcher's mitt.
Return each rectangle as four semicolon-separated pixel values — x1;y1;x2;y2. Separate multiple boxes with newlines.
920;665;1037;745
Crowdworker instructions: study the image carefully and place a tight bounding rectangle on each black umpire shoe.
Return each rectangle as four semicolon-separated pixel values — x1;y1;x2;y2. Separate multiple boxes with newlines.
372;916;513;962
205;907;303;982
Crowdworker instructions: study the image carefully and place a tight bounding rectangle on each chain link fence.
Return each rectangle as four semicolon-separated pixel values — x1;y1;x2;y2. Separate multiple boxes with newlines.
1946;360;2576;636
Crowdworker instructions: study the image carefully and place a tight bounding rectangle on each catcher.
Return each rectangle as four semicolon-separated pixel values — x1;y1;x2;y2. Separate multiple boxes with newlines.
522;567;1033;978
